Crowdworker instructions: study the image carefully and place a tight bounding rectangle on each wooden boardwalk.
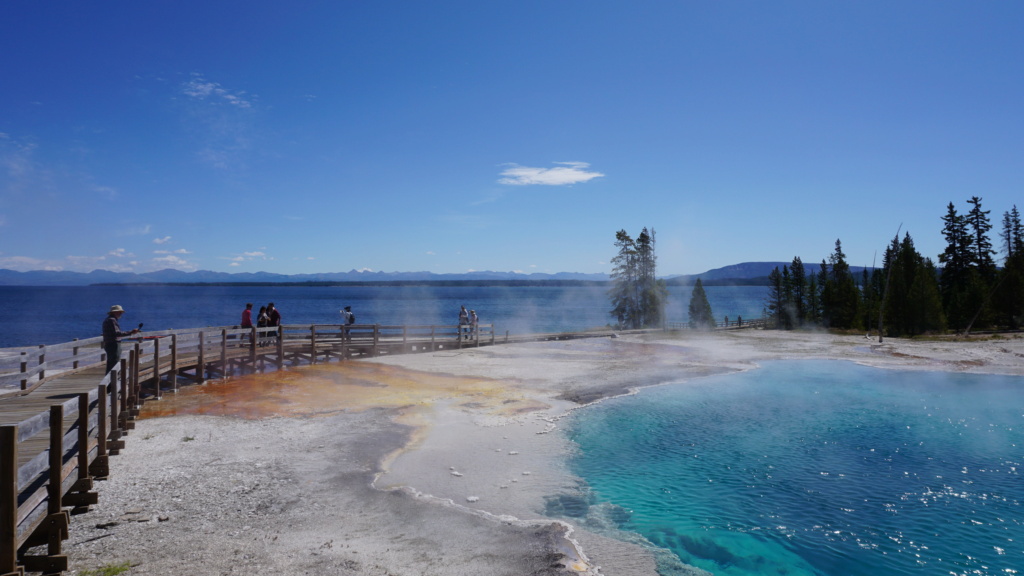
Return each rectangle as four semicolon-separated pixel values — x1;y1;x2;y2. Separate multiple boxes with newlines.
0;321;621;575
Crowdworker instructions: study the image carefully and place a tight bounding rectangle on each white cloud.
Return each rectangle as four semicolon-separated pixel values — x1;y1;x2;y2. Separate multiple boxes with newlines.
154;249;191;255
222;250;270;264
108;248;134;258
153;236;172;244
93;185;117;200
152;254;195;270
426;251;436;255
229;262;240;267
118;225;152;236
0;255;52;271
498;162;604;186
182;73;253;108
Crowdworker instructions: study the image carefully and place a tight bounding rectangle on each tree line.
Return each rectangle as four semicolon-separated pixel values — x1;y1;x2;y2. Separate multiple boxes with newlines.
765;197;1024;336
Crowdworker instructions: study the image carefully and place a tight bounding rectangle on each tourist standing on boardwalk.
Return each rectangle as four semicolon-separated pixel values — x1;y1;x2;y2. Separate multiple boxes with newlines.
102;305;139;374
459;305;469;340
340;305;354;340
267;303;281;343
256;306;270;346
470;309;479;340
241;303;254;328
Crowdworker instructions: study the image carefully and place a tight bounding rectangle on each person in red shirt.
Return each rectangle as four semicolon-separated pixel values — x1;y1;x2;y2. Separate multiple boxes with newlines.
241;303;254;328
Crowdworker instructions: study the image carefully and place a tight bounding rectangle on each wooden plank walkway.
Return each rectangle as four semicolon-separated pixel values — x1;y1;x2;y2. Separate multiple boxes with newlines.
1;321;628;575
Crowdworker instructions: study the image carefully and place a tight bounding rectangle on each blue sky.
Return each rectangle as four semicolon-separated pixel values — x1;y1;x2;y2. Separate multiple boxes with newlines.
1;2;1022;276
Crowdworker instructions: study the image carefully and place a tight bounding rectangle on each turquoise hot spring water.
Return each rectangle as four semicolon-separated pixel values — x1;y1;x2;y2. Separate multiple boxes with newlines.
561;360;1022;576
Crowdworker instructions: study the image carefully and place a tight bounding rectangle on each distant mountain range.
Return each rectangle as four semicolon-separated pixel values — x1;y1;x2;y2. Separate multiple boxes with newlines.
0;262;875;287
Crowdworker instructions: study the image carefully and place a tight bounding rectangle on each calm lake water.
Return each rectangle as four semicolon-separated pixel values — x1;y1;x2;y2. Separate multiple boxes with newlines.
563;360;1024;576
0;284;768;348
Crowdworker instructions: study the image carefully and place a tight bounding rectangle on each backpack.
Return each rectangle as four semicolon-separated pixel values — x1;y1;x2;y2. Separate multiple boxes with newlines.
348;314;356;325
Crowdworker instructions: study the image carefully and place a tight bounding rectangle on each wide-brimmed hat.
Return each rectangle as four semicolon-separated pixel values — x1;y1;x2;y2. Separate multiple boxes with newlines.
109;305;125;313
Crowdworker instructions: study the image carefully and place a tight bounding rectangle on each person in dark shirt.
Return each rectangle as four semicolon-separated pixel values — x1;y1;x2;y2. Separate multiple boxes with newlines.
266;302;281;343
102;305;139;374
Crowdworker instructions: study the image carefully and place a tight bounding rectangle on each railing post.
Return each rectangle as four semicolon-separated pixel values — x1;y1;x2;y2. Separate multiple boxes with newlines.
197;331;206;383
153;337;162;400
276;326;284;369
220;329;228;377
132;342;141;403
170;334;179;393
310;325;317;364
373;325;380;356
249;327;257;367
91;383;109;479
76;394;90;483
110;365;122;454
1;426;18;576
491;325;495;345
46;405;66;559
37;344;45;381
19;352;27;390
430;326;435;351
72;338;80;370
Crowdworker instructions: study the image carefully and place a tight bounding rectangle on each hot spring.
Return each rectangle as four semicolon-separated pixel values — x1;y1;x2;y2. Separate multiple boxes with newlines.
560;360;1022;576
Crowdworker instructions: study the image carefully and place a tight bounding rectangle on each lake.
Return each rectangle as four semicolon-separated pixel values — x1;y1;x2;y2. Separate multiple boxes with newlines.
0;284;768;348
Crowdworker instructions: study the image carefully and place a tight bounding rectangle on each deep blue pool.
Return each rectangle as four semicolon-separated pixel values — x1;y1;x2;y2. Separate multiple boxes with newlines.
563;361;1023;576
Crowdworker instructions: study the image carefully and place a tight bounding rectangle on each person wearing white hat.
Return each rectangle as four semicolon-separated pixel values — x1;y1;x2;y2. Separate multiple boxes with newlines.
102;305;139;373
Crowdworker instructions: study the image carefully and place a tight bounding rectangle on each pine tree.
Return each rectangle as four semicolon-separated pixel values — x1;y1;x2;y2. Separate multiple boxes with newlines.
789;256;807;327
765;267;785;329
939;202;974;331
609;230;638;328
882;233;945;336
688;278;715;329
608;228;666;329
966;196;996;281
994;206;1024;328
821;239;861;329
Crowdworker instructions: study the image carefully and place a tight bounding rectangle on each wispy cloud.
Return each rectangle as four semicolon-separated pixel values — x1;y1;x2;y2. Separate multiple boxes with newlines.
153;236;172;244
152;254;196;270
93;185;117;200
108;248;134;258
118;224;152;236
0;133;44;195
223;250;271;264
498;162;604;186
182;73;254;108
177;73;259;171
154;248;191;255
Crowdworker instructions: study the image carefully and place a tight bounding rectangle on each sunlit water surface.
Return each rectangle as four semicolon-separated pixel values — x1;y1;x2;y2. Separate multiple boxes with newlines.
562;361;1023;576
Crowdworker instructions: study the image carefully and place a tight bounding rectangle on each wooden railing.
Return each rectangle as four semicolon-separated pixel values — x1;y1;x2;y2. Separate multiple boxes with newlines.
1;321;508;575
665;317;768;331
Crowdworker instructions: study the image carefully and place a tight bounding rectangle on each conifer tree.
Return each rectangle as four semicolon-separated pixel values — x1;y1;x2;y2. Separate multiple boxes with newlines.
766;266;785;329
939;202;974;331
821;239;861;329
609;228;666;329
883;233;945;335
789;256;807;327
994;206;1024;328
688;278;715;329
966;196;996;281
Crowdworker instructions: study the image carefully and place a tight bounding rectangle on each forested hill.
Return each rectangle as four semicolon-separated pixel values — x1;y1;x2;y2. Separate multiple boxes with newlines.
665;262;875;286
